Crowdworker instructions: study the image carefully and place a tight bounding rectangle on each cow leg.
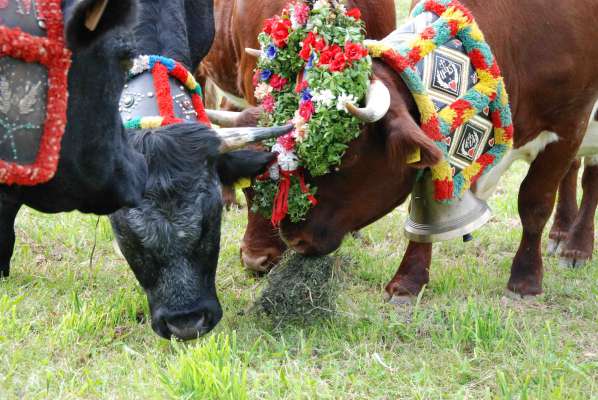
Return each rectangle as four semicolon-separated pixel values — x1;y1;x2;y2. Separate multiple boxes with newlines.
508;136;581;296
0;201;21;278
559;159;598;267
385;241;432;299
222;185;241;210
547;159;580;255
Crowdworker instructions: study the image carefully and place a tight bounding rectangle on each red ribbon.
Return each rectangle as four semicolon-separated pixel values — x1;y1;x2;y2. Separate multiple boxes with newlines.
270;169;318;227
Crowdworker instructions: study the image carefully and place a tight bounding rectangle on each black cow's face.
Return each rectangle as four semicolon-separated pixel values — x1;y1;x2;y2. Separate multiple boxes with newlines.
36;0;148;214
110;124;275;340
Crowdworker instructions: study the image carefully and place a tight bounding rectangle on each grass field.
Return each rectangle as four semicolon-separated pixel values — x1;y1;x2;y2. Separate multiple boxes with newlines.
1;2;598;399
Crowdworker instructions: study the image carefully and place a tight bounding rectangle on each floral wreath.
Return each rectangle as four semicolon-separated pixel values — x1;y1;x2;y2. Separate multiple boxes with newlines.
252;0;371;226
123;55;210;130
0;0;71;185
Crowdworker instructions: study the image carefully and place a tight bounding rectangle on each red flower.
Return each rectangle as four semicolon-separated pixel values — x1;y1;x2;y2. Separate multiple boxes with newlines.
329;52;347;72
315;38;326;52
271;19;292;47
299;99;314;121
262;94;275;113
295;79;309;93
269;74;288;90
278;134;296;151
318;44;342;66
346;8;362;20
263;17;276;35
344;42;367;62
303;32;317;48
299;45;312;61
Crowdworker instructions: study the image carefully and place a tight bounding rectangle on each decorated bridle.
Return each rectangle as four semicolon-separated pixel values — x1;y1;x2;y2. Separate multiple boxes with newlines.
0;0;70;185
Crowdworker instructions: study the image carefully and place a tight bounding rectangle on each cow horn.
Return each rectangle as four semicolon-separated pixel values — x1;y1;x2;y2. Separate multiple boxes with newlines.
345;80;391;123
206;109;242;128
216;124;294;152
85;0;109;31
245;48;263;57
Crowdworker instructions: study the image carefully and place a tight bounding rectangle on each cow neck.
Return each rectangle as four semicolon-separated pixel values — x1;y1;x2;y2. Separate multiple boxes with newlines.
365;0;514;203
0;0;71;185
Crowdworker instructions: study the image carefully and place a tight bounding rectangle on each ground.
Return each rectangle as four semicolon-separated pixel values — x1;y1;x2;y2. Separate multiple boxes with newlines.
1;2;598;399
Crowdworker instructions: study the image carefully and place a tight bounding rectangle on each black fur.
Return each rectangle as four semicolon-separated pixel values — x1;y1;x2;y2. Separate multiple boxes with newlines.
111;124;274;339
1;1;149;277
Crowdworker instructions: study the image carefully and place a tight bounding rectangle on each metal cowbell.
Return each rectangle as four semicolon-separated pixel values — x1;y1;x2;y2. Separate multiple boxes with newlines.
404;172;492;243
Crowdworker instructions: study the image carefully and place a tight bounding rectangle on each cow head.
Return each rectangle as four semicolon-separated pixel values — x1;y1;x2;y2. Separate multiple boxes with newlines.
19;0;147;215
110;123;291;340
227;62;443;269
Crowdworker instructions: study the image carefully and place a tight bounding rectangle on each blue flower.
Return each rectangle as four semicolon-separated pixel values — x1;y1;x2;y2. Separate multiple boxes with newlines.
306;53;315;70
301;89;312;101
260;69;273;81
266;45;278;59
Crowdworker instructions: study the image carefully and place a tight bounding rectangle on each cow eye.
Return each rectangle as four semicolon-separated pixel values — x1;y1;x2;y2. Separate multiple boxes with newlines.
120;58;134;72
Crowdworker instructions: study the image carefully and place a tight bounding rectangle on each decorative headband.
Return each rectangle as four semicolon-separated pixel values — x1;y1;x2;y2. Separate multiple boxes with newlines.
122;55;210;130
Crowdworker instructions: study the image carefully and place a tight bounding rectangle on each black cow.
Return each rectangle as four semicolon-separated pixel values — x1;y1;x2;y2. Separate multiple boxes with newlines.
0;0;149;277
109;0;288;340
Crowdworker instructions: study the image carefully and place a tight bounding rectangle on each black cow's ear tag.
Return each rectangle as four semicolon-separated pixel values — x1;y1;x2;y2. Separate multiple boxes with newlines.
85;0;109;31
233;177;252;190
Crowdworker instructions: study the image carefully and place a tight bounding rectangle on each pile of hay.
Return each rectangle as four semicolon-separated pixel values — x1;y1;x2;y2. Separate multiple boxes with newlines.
255;252;342;326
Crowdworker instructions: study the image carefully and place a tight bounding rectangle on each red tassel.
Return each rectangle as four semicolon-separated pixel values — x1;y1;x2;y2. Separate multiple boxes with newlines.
271;171;291;226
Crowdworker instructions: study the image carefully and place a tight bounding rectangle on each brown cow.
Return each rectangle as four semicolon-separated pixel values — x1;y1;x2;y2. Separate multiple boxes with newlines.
547;105;598;267
204;0;598;297
199;0;397;264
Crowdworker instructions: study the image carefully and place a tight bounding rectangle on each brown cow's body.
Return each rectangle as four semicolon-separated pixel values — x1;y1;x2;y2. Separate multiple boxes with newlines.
204;0;598;295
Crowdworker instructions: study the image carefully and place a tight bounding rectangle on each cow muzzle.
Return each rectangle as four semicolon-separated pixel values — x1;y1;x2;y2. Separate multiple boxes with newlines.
151;300;222;341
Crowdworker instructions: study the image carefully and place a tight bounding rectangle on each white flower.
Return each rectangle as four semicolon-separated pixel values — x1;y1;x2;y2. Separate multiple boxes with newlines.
336;92;358;112
312;0;330;11
335;3;347;13
254;83;272;101
268;163;280;181
272;144;299;171
312;89;335;108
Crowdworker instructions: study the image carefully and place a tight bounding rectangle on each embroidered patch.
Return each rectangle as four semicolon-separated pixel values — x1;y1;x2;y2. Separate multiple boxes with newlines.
0;0;71;185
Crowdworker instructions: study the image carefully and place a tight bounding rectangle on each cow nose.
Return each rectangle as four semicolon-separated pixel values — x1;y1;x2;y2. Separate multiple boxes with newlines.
240;245;282;273
161;308;221;341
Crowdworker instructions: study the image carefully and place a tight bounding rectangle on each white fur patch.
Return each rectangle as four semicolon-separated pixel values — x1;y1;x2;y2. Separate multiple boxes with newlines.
578;101;598;160
473;131;559;200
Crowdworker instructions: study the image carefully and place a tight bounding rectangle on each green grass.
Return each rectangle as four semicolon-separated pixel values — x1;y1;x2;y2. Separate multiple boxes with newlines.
1;1;598;398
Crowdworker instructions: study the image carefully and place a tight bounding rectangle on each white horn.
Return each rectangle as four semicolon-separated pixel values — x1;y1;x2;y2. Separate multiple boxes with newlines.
245;48;263;58
345;80;391;123
85;0;109;31
216;124;294;153
206;109;242;128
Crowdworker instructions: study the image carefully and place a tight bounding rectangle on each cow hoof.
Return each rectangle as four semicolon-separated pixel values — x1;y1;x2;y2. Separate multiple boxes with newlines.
0;267;8;278
546;238;563;256
559;250;591;269
559;257;588;269
506;279;543;298
504;288;542;301
385;278;426;299
388;295;414;306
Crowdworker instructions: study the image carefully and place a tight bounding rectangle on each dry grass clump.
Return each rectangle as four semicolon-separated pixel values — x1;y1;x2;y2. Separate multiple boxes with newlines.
255;252;343;326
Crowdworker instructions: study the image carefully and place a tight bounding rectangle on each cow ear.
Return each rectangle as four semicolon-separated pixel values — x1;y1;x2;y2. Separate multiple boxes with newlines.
216;150;275;186
386;112;444;169
65;0;138;50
